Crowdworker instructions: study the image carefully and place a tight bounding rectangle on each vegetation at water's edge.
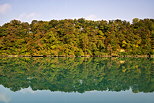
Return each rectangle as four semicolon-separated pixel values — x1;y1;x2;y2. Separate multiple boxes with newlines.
0;18;154;56
0;57;153;93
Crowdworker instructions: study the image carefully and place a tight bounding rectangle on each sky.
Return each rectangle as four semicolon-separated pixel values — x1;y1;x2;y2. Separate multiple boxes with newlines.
0;0;154;25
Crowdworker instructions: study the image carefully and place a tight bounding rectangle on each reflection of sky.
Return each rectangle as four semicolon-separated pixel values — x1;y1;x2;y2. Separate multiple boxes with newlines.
0;85;154;103
0;92;10;103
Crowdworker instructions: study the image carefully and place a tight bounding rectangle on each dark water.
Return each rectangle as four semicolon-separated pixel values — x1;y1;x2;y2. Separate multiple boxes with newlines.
0;57;153;103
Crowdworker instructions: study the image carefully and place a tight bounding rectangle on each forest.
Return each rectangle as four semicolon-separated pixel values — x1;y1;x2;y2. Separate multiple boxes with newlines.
0;57;153;93
0;18;154;56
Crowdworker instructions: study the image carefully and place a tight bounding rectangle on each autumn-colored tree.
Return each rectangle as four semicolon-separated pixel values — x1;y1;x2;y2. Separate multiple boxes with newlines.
0;18;153;56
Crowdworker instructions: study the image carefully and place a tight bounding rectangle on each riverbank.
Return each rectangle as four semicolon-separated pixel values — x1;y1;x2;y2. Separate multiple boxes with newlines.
0;55;153;58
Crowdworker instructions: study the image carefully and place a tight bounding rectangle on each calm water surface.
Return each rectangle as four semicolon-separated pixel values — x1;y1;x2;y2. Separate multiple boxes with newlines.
0;57;153;103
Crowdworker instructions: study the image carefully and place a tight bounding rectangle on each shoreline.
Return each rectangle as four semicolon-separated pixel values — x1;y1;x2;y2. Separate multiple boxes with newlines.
0;55;153;58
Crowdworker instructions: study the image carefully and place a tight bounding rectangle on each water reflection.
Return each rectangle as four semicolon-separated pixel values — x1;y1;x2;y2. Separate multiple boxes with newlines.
0;57;153;93
0;92;11;103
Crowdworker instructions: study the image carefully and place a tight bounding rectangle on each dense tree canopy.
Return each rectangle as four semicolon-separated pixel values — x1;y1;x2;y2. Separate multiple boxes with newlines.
0;18;153;56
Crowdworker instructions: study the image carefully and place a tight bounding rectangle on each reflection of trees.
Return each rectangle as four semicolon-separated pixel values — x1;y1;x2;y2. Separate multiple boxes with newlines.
0;57;153;93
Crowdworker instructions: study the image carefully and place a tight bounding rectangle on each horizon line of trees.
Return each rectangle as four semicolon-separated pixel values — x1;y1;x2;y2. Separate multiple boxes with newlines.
0;18;154;56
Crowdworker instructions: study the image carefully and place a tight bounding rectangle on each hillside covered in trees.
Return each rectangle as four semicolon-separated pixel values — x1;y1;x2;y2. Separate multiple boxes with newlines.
0;18;153;56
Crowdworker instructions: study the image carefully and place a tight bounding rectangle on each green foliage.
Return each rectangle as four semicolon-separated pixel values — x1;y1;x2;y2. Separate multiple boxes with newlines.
0;18;153;56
